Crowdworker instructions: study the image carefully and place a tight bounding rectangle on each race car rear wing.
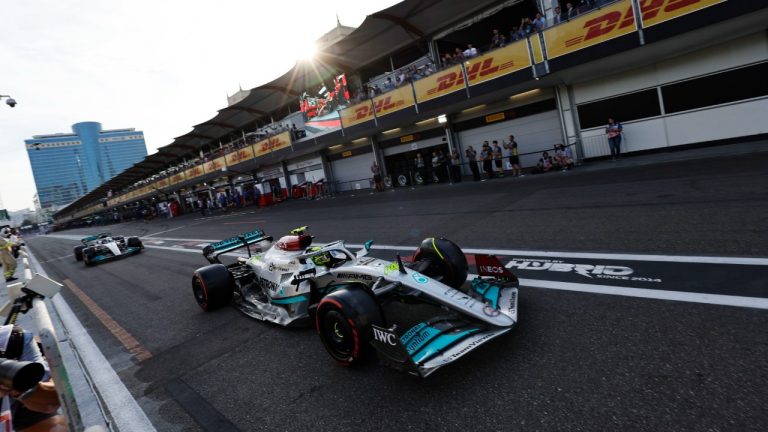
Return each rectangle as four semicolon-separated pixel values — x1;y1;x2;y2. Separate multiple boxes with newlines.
203;229;272;263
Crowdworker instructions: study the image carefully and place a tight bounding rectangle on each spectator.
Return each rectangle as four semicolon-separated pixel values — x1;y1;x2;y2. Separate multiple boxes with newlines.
554;6;563;24
383;77;395;91
480;142;495;180
520;17;534;36
371;161;384;192
463;44;478;58
442;53;454;67
535;151;554;173
491;28;506;49
492;140;505;177
606;117;623;160
414;152;426;184
465;146;481;181
504;135;524;177
510;26;522;42
450;152;462;182
555;144;574;170
533;12;546;32
579;0;595;13
566;2;578;19
453;48;465;63
0;228;17;282
438;150;448;182
431;151;441;183
374;84;382;95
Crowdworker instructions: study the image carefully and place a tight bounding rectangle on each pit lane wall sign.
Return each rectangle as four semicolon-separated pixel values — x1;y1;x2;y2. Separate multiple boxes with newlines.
253;131;291;158
543;0;636;60
640;0;726;28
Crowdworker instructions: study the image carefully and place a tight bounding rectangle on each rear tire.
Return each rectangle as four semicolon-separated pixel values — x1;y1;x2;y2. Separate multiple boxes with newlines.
82;248;96;266
192;264;234;311
316;284;384;367
74;245;85;262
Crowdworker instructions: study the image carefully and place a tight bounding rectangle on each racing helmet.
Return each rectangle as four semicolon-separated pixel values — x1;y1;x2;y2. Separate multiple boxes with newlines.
412;237;468;289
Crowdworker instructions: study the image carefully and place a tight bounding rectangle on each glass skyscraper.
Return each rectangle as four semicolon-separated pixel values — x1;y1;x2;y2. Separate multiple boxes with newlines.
25;122;147;209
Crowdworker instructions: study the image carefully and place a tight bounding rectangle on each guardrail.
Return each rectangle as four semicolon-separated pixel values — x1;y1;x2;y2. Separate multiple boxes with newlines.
6;248;109;431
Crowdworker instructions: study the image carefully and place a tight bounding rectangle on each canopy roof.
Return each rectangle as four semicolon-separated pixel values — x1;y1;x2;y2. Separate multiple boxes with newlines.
60;0;509;215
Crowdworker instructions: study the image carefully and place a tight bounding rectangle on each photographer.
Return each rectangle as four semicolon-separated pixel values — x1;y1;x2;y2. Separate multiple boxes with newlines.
0;325;66;431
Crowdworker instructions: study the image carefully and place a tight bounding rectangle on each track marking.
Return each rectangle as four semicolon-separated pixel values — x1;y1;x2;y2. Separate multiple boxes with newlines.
62;278;153;362
39;254;76;264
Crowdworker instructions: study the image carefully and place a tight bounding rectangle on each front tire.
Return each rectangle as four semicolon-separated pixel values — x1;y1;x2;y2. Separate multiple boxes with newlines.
127;236;143;249
316;284;384;367
192;264;234;311
74;245;85;262
82;247;96;266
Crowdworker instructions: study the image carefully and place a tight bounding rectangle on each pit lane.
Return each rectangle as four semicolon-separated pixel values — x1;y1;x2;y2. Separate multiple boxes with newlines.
26;151;768;431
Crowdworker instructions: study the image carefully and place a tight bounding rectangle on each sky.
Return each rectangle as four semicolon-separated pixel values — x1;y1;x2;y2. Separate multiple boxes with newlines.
0;0;401;211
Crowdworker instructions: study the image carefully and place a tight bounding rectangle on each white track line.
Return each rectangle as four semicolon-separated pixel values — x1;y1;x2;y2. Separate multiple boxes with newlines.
26;248;157;432
140;245;768;310
44;234;768;265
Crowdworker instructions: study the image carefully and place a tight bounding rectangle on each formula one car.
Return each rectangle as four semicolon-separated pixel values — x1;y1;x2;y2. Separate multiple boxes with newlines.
192;227;518;377
73;233;144;266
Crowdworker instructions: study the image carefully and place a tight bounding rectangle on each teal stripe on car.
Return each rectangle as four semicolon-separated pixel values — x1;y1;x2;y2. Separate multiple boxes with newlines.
270;294;309;304
404;326;442;355
400;323;428;346
411;329;481;363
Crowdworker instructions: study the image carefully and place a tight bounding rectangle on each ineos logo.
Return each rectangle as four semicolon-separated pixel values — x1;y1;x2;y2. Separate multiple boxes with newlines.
373;328;397;346
480;265;504;274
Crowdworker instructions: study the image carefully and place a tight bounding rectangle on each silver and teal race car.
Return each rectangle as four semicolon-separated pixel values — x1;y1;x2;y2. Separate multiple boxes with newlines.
192;227;519;377
73;233;144;266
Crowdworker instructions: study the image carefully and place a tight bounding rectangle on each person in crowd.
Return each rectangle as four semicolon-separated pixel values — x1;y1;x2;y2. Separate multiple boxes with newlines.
606;117;623;160
480;142;495;180
492;140;505;177
438;150;448;182
414;152;426;185
491;29;506;49
450;152;462;182
384;77;395;91
463;44;478;58
465;146;481;181
0;229;17;282
579;0;596;13
431;151;441;183
442;53;454;67
0;324;66;431
533;12;546;32
373;84;382;95
566;2;578;19
554;6;564;24
536;151;554;173
504;135;524;177
371;161;384;192
453;48;465;63
520;17;534;36
555;144;574;170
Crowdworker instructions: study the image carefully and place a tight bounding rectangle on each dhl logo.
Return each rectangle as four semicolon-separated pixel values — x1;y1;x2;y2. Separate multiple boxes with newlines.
563;0;713;49
259;137;283;152
425;57;516;95
354;96;406;120
173;174;184;182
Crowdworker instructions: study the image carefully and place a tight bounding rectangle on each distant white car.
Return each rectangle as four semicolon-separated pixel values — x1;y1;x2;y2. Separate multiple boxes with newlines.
73;233;143;266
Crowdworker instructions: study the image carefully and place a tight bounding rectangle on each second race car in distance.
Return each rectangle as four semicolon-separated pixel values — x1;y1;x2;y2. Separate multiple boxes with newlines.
192;227;518;377
73;233;144;266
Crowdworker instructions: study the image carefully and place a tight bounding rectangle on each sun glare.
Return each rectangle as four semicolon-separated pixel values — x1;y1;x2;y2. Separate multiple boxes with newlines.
296;42;318;61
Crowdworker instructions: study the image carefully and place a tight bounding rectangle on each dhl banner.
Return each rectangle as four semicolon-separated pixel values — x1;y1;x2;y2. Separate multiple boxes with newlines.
225;146;255;166
156;178;169;189
169;172;186;186
414;64;465;103
345;86;416;126
184;165;205;181
203;156;226;174
340;100;375;128
253;131;292;158
466;40;532;86
543;0;636;60
640;0;725;28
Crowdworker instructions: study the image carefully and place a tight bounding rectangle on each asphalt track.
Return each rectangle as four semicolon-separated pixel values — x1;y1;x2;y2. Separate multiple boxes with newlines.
27;149;768;431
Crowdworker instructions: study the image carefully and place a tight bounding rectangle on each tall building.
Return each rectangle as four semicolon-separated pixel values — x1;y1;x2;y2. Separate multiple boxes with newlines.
25;122;147;209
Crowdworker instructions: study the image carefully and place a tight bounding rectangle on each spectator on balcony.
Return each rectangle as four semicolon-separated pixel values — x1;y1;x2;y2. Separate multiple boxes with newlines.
453;48;466;63
491;29;506;49
463;44;478;59
520;17;534;36
465;146;481;181
579;0;596;13
442;53;454;67
533;12;546;32
566;2;578;19
606;117;623;160
384;77;395;91
554;6;564;24
510;26;522;42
